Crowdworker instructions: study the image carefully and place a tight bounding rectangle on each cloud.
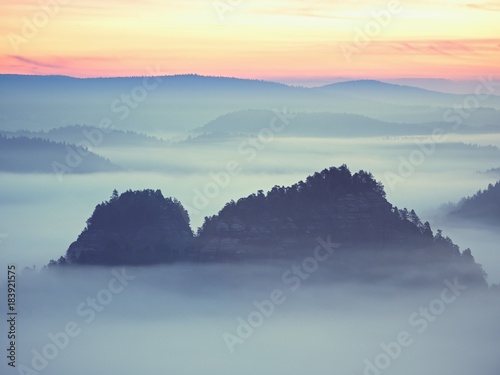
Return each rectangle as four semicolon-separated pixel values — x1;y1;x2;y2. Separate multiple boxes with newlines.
350;39;500;57
7;55;65;69
251;6;362;20
467;2;500;11
248;0;370;20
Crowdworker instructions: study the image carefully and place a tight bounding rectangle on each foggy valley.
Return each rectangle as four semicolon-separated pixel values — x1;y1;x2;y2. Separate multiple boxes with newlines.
3;0;500;372
1;75;499;375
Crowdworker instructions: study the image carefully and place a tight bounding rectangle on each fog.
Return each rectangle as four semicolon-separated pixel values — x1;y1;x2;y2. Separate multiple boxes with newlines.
1;75;500;374
1;265;498;375
2;76;499;135
432;224;500;285
2;130;500;282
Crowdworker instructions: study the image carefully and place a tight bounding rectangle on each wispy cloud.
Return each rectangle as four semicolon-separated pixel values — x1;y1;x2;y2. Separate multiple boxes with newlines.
0;0;498;79
251;5;361;20
7;55;65;69
358;39;500;57
467;2;500;11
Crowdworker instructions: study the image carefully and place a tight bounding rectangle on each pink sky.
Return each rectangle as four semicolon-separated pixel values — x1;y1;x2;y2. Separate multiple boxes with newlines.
1;0;499;82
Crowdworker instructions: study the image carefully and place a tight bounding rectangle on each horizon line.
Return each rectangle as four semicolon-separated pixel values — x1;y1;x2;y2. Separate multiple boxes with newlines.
2;73;498;91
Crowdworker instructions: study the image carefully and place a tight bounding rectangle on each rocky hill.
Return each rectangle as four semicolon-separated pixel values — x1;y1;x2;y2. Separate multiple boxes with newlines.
197;166;424;252
65;189;193;265
194;166;486;284
53;166;487;286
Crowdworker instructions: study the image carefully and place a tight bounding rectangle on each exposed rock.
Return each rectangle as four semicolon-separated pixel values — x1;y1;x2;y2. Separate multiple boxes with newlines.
53;166;488;287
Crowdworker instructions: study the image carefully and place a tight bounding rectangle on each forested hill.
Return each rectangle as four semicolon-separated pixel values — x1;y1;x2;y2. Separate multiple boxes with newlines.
0;134;120;174
1;125;166;147
52;166;487;286
447;181;500;224
198;165;427;246
64;189;193;265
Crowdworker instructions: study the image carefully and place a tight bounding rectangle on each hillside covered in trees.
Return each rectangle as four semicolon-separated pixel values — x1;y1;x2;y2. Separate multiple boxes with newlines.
1;125;167;148
447;181;500;224
199;109;500;138
63;189;193;265
0;134;120;174
52;166;487;286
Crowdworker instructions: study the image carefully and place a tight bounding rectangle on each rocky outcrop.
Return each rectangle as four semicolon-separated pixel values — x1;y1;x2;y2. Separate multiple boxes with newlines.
66;189;193;265
196;166;427;257
55;166;488;287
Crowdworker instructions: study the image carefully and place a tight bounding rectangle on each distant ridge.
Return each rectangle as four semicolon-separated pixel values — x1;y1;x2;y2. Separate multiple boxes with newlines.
1;125;167;147
320;79;438;93
2;74;498;133
316;79;462;103
197;109;500;137
0;134;120;174
446;181;500;224
0;74;460;95
0;73;295;90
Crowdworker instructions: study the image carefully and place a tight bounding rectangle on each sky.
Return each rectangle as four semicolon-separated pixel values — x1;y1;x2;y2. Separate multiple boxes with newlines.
0;0;499;83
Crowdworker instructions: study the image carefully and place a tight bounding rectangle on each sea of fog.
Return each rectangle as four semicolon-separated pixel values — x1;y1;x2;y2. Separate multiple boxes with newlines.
0;265;499;375
1;135;499;282
1;133;500;375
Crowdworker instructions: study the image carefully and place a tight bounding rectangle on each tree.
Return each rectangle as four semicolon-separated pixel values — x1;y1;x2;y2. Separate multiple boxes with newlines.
408;209;421;227
462;248;475;263
435;229;443;238
422;221;433;238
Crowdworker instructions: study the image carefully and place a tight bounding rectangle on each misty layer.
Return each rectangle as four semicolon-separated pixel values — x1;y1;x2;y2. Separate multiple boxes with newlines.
12;265;500;375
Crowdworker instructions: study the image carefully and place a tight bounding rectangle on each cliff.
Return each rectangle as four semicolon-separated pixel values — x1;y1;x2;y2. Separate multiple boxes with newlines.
54;166;487;286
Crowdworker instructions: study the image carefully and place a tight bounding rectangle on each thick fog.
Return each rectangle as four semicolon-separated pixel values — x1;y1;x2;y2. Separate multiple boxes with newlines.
1;132;500;283
1;76;500;375
0;265;498;375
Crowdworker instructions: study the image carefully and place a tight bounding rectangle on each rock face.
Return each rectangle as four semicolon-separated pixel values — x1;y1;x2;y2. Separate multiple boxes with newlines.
197;166;429;256
193;166;486;285
66;189;193;265
58;166;487;286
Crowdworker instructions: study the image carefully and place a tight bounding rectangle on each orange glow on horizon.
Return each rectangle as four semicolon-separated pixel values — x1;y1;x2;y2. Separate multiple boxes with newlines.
0;0;499;81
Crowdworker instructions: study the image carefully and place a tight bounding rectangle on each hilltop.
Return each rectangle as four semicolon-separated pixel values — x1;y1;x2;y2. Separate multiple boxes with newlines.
52;166;487;286
446;181;500;224
0;134;120;175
